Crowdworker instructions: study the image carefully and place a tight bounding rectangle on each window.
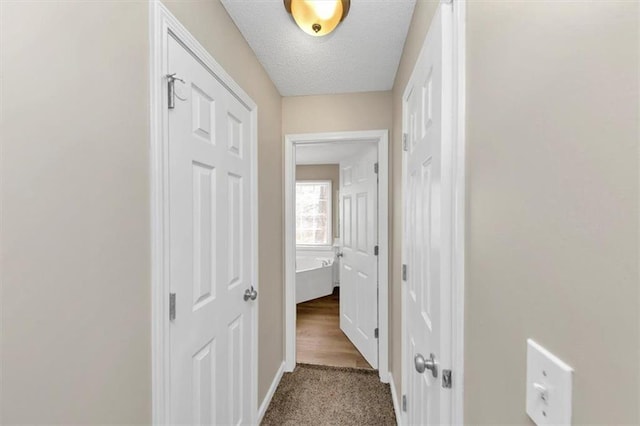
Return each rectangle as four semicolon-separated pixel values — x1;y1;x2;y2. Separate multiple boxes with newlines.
296;180;332;245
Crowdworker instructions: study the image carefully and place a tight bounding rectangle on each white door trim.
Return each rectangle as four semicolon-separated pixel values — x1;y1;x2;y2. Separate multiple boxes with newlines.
149;1;259;423
400;0;465;424
451;0;467;422
284;130;390;383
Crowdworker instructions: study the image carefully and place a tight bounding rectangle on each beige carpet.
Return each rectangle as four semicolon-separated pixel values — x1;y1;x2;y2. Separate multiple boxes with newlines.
261;364;396;426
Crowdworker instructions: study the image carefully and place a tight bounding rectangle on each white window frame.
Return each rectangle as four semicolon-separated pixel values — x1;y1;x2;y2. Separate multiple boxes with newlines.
295;179;333;247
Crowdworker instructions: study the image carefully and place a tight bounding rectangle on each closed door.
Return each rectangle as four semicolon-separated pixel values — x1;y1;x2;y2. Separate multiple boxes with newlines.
168;35;255;425
339;145;378;368
404;4;452;424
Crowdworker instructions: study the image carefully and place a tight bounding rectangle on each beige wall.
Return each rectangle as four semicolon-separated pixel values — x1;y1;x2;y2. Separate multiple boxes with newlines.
161;0;284;405
390;0;440;399
1;1;151;423
464;1;639;423
1;0;283;423
283;91;392;134
392;1;640;423
296;165;340;239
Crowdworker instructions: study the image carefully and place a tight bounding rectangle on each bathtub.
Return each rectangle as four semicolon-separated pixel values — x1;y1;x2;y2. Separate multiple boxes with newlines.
296;256;335;304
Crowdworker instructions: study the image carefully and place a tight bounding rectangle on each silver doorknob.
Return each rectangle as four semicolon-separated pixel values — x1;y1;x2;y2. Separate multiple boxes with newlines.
414;353;438;378
244;286;258;301
336;252;344;258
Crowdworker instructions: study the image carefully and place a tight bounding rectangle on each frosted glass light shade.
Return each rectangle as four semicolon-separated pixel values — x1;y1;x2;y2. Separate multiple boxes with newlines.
285;0;350;37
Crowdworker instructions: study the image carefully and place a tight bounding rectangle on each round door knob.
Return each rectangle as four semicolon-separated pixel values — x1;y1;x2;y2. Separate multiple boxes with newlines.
336;252;344;258
244;286;258;301
414;353;438;378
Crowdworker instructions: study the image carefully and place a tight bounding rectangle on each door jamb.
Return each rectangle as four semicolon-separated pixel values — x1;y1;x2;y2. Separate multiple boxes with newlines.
451;0;466;422
149;1;260;423
400;0;465;424
284;130;390;383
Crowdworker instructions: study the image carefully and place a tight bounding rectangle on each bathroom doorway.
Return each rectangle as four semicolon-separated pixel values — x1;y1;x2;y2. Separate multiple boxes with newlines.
284;130;389;382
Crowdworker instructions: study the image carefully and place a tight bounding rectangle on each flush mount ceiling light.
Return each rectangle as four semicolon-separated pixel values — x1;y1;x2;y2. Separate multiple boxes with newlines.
284;0;351;37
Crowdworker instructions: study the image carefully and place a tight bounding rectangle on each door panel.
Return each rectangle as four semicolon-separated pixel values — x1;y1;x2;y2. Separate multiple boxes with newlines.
227;173;243;288
192;339;216;425
168;35;255;425
340;145;378;368
227;315;244;425
193;163;216;309
404;4;452;425
356;193;368;252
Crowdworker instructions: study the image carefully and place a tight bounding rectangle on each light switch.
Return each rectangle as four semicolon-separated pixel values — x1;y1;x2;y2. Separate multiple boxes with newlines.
526;339;573;425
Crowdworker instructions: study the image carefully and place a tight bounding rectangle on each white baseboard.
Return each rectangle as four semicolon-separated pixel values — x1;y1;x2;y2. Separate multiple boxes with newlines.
379;369;390;384
389;372;402;426
257;361;286;424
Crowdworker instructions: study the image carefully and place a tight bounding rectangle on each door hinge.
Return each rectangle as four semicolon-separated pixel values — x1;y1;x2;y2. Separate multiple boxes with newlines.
169;292;176;321
402;394;407;412
374;328;379;339
374;162;379;174
374;245;379;256
402;264;408;281
402;133;409;151
442;369;452;388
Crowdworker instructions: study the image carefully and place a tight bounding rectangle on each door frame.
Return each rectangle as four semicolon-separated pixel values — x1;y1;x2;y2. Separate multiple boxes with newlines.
149;1;260;423
284;130;390;382
400;0;466;424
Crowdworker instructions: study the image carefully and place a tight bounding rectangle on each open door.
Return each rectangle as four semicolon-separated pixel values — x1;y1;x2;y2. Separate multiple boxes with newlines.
339;145;379;368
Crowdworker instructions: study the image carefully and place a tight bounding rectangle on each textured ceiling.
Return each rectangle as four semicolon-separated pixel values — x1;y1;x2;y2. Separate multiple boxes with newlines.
296;141;376;165
221;0;417;96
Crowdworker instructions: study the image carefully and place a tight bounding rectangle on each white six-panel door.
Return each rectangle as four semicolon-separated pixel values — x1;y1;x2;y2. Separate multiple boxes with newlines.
168;35;255;425
340;145;379;368
404;3;453;424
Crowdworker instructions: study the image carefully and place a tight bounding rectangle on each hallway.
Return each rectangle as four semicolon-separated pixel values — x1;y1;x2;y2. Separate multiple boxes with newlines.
261;291;393;425
296;288;372;369
3;1;639;424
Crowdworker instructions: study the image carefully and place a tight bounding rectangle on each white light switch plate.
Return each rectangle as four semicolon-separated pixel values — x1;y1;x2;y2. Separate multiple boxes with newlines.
526;339;573;425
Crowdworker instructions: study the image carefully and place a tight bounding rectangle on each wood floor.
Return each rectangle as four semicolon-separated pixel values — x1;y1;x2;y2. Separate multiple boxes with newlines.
296;288;373;369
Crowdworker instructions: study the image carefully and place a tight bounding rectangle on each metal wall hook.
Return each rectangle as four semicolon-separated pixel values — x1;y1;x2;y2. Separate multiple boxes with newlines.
166;73;187;109
166;73;185;84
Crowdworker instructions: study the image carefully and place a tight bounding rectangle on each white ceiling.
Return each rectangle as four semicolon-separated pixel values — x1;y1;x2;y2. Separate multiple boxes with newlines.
296;141;376;165
221;0;417;96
